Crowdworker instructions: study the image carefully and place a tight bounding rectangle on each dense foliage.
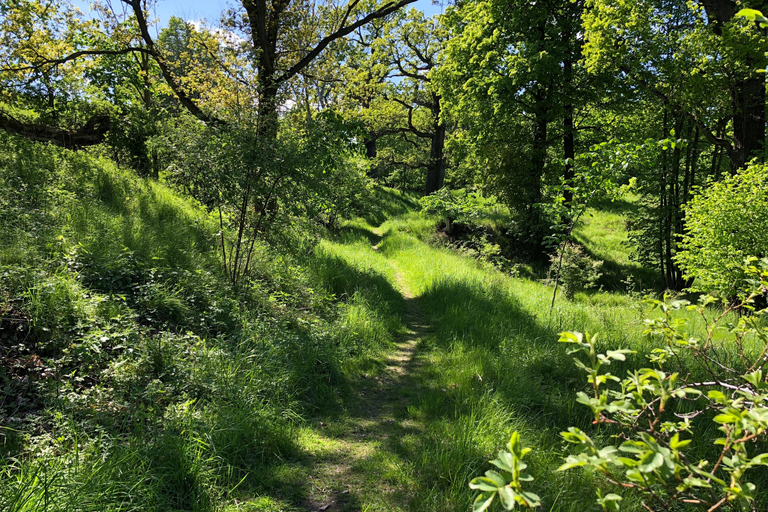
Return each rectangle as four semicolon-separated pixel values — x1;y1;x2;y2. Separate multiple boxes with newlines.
677;162;768;294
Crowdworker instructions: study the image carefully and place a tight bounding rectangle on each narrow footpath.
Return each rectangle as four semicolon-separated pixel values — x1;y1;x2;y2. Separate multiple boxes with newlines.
301;233;432;512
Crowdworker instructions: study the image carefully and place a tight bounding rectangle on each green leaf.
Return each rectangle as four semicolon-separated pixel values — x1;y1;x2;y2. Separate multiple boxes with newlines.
638;450;665;473
470;476;502;492
708;390;726;401
713;412;740;424
485;470;508;487
558;331;584;345
491;451;514;473
606;349;634;361
520;491;541;507
498;486;517;509
472;491;496;512
736;8;768;24
669;433;691;450
597;492;622;512
558;459;586;471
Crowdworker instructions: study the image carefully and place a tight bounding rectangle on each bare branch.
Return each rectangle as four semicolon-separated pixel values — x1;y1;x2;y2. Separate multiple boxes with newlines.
278;0;417;84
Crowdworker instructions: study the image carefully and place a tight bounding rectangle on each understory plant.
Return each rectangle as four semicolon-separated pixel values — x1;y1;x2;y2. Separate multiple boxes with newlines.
676;161;768;296
549;243;603;300
419;188;499;235
473;258;768;511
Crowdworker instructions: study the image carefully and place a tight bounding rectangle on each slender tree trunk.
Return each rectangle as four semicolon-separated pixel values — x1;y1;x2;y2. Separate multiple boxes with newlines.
361;99;378;163
702;0;766;172
729;74;766;172
666;117;684;289
529;112;547;206
140;49;160;179
659;110;668;284
425;98;446;195
563;58;575;206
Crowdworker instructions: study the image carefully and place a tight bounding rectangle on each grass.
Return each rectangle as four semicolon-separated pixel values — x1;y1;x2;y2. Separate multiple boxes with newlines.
372;227;650;511
573;195;662;292
0;134;414;512
2;131;762;511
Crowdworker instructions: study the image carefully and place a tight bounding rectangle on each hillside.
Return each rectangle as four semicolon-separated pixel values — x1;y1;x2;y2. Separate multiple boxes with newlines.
0;134;717;512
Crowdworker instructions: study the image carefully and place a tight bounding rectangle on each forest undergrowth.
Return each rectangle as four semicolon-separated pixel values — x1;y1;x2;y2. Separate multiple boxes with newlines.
2;136;760;512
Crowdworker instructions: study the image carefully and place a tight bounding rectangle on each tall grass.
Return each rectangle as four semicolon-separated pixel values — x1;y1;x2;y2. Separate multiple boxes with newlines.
374;222;717;511
3;130;744;512
0;135;405;511
573;196;661;291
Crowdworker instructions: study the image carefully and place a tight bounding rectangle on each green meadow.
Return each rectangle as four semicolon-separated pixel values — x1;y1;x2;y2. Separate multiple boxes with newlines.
1;137;764;512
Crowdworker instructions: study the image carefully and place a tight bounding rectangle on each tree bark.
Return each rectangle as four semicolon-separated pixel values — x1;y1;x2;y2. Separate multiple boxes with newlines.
729;74;766;172
0;111;111;148
563;57;575;206
365;138;378;159
425;95;446;195
528;112;547;206
701;0;766;172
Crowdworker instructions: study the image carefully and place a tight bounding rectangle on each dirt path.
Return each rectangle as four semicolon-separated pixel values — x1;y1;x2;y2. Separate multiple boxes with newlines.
301;238;431;512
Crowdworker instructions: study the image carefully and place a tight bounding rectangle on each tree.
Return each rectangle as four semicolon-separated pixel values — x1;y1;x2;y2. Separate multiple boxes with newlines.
382;9;448;194
118;0;418;139
0;0;114;147
583;0;768;173
435;0;588;254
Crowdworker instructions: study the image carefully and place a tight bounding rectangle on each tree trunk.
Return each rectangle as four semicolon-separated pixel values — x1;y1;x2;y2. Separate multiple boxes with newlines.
257;82;280;141
425;97;446;195
701;0;766;172
0;111;110;148
563;58;575;206
729;74;766;172
364;137;378;159
529;112;547;206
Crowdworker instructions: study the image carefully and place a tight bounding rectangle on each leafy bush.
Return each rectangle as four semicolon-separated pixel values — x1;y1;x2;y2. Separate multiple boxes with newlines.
677;162;768;295
420;188;500;234
550;243;603;299
473;259;768;511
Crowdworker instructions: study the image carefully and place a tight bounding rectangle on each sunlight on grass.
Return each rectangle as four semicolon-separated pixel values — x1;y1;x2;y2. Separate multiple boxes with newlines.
3;135;746;512
573;196;661;291
375;217;665;511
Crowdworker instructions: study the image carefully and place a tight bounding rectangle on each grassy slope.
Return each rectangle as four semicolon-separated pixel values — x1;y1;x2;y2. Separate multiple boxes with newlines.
374;224;651;511
573;196;662;292
2;135;744;512
259;206;664;512
0;135;408;512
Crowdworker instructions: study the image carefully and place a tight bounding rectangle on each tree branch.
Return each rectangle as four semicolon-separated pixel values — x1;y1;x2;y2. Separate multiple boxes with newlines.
1;47;152;73
0;110;110;148
121;0;224;127
278;0;417;84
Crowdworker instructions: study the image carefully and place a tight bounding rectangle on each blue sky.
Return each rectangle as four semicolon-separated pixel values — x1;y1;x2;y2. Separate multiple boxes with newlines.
80;0;446;32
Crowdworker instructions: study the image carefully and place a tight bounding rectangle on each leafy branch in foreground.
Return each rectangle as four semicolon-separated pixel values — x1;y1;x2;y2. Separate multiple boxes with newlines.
474;259;768;511
469;431;541;511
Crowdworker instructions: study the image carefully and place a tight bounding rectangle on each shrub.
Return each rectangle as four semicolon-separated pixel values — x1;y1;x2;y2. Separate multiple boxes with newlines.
474;259;768;511
676;162;768;295
550;243;603;299
420;188;498;234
